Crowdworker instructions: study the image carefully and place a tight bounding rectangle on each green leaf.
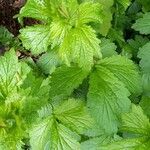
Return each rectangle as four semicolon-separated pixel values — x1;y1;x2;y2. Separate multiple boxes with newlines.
127;35;149;57
50;19;72;49
132;12;150;34
18;0;53;23
81;135;111;150
88;66;131;134
138;42;150;74
98;56;142;94
54;99;93;133
117;0;131;10
30;118;80;150
138;42;150;95
19;25;51;54
137;0;150;12
60;25;101;68
99;9;112;36
30;98;91;149
0;26;13;44
101;105;150;150
101;137;150;150
140;96;150;118
20;73;50;124
100;38;117;58
0;50;21;100
95;0;114;36
49;65;89;99
121;105;150;135
77;2;102;25
37;50;61;74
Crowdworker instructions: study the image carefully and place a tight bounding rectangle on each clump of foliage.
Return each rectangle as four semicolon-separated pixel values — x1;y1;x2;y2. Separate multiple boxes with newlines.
0;0;150;149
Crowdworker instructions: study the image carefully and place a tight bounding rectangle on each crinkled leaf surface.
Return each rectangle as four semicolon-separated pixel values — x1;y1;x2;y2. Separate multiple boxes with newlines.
60;25;101;68
98;56;142;94
37;50;61;74
18;0;53;23
54;99;93;133
88;65;131;134
19;25;51;54
0;50;30;101
30;99;92;149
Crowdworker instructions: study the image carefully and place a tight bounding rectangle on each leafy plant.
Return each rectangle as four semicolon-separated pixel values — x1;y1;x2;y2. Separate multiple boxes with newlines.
0;0;150;149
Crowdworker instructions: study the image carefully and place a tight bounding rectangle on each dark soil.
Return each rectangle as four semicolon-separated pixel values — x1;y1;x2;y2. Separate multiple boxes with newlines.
0;0;41;37
0;0;26;35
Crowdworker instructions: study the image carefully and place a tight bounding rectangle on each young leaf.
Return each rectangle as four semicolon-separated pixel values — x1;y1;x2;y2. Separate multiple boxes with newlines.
18;0;53;23
132;12;150;34
50;19;72;49
88;66;131;134
19;25;51;54
77;2;102;25
60;25;101;68
98;56;142;94
49;66;89;99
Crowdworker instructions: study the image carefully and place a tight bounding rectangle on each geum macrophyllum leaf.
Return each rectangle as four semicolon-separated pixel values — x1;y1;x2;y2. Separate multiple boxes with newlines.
138;42;150;96
54;99;93;133
19;25;51;54
132;12;150;35
49;65;89;99
140;96;150;118
30;99;92;150
20;73;50;125
37;50;61;74
77;1;102;25
81;135;112;150
19;0;102;68
88;55;141;134
0;26;14;44
49;19;72;49
100;38;117;58
88;65;131;134
0;49;30;101
18;0;53;23
98;55;142;95
101;105;150;150
59;25;101;69
117;0;131;10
